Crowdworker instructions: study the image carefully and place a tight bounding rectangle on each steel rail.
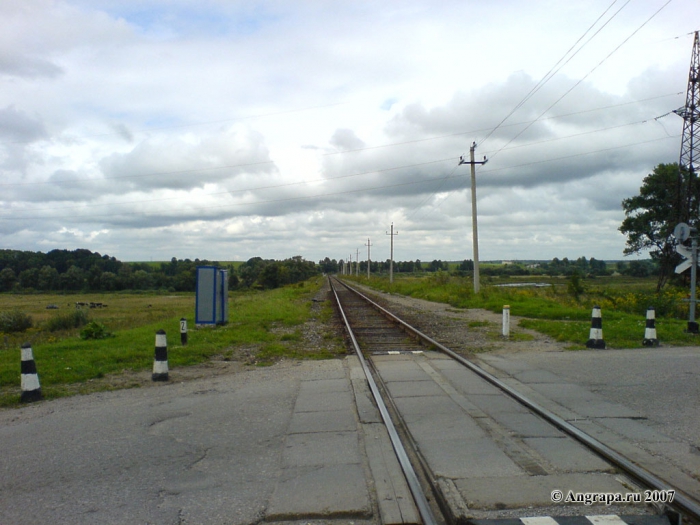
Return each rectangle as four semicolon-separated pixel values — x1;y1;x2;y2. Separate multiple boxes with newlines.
336;277;700;522
330;278;438;525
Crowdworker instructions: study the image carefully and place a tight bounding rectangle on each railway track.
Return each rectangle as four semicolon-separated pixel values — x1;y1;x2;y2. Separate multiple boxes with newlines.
329;276;700;525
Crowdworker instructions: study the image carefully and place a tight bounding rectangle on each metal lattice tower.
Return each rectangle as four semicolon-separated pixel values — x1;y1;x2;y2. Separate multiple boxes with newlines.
675;31;700;224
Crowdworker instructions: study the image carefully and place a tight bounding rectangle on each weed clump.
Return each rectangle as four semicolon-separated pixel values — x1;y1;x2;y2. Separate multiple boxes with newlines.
0;310;33;334
80;321;113;340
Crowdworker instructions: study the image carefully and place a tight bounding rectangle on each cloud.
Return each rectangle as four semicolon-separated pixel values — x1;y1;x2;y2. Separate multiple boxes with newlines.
98;127;276;192
0;105;48;143
0;0;695;262
329;129;366;151
0;52;63;79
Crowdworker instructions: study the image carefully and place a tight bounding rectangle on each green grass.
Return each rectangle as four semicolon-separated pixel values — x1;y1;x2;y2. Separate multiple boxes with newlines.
343;274;700;350
0;276;342;407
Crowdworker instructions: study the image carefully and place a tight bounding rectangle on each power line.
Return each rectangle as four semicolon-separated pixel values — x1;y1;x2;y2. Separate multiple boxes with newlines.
480;0;632;148
487;0;673;162
1;114;665;216
322;92;681;157
1;134;678;222
0;93;680;193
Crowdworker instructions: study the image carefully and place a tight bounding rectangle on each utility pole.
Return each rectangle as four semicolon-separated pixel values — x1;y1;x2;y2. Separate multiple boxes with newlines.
356;248;360;276
386;223;398;284
459;142;488;293
674;31;700;224
365;238;373;279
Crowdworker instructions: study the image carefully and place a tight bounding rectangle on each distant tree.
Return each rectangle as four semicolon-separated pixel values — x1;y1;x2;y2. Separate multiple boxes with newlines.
620;163;694;290
133;270;153;290
318;257;338;274
458;259;474;271
37;265;59;290
100;271;119;291
60;265;86;291
19;268;39;289
0;267;16;291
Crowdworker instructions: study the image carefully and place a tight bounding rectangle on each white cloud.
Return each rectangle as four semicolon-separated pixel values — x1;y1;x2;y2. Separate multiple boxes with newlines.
0;0;697;262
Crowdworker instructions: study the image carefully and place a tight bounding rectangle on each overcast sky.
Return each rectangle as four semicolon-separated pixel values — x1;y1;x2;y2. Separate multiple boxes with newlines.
0;0;697;264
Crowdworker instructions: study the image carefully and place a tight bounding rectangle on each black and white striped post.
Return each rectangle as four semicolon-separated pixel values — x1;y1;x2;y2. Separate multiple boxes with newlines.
179;318;188;346
152;329;169;381
20;343;42;402
642;306;659;347
586;305;606;349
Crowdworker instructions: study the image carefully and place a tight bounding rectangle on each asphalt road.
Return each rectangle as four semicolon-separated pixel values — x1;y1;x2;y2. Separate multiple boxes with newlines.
479;346;700;447
0;363;303;525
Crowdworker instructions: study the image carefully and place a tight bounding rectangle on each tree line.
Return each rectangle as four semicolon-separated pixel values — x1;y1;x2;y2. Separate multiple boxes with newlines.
0;248;657;294
321;256;654;278
0;249;318;293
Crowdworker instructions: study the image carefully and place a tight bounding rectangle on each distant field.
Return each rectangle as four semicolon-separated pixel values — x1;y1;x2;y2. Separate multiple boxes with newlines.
130;260;244;268
0;277;342;407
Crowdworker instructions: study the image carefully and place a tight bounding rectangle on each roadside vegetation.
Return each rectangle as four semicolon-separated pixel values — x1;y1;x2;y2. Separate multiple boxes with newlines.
0;276;343;407
342;271;700;350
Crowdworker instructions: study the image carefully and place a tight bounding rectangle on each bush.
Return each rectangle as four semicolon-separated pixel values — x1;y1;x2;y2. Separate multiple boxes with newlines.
80;321;113;340
45;309;90;332
0;310;33;333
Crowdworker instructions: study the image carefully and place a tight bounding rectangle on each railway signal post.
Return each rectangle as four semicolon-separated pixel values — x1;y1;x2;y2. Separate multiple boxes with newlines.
674;222;699;333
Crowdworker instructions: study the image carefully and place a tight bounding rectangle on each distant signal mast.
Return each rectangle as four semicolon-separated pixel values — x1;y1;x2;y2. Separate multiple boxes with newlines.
674;31;700;224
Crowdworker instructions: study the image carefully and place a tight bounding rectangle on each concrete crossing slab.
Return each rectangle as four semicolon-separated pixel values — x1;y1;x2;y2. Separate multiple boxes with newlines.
282;431;360;467
372;361;431;382
453;473;632;509
437;368;504;395
522;437;614;472
393;395;468;421
468;393;532;415
408;413;486;442
266;464;372;520
420;436;524;479
385;379;445;397
488;412;566;438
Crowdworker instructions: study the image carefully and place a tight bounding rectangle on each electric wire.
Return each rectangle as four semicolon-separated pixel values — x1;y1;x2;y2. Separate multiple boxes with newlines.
1;134;678;222
487;0;673;162
322;92;681;157
479;0;631;148
1;94;679;191
0;116;671;215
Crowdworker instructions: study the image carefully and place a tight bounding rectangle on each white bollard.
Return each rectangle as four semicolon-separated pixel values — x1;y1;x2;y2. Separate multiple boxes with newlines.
502;305;510;338
642;306;659;347
586;305;605;349
152;330;169;381
20;343;42;402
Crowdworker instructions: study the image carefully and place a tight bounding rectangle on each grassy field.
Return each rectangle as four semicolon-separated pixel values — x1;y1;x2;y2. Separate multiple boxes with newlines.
344;273;700;350
4;271;699;407
0;277;342;407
